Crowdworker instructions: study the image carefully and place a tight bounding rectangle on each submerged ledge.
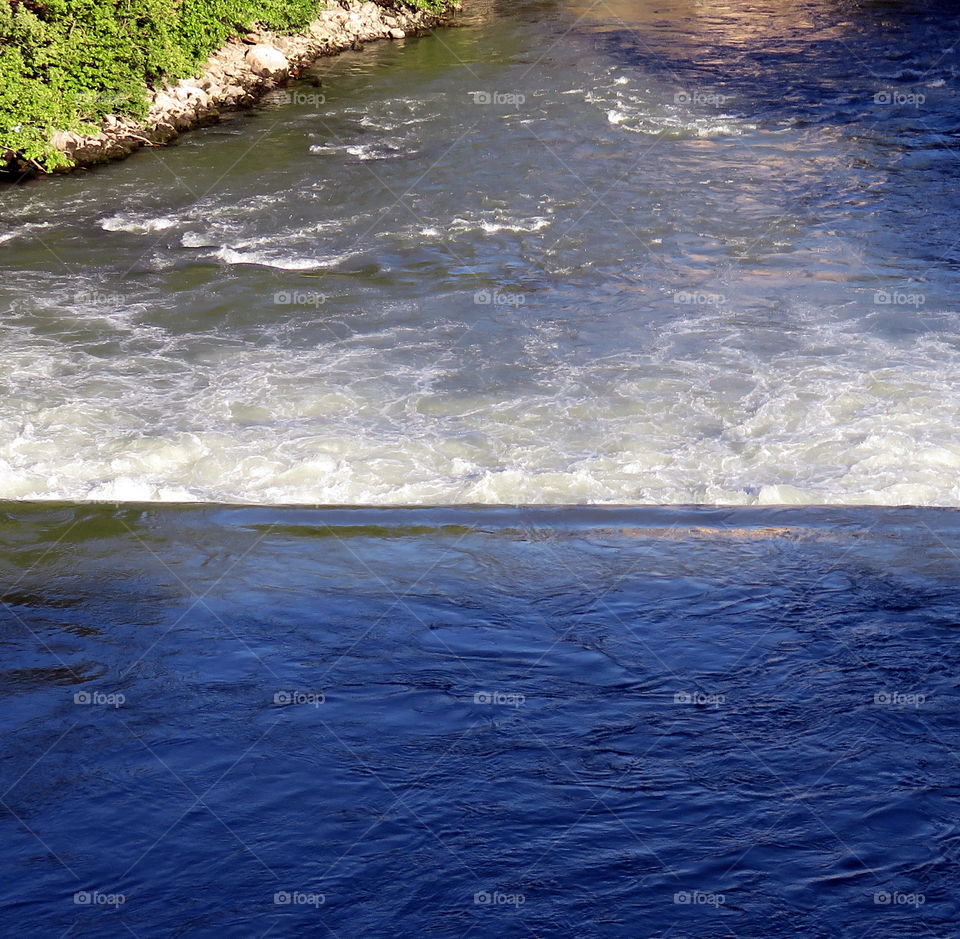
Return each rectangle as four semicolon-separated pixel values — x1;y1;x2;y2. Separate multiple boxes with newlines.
2;0;457;180
2;501;959;534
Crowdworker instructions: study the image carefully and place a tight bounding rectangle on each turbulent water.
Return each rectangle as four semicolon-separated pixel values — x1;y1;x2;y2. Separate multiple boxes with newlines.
1;0;959;505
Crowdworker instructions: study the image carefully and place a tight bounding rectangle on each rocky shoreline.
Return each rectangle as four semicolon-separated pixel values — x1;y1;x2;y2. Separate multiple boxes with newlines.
4;1;455;179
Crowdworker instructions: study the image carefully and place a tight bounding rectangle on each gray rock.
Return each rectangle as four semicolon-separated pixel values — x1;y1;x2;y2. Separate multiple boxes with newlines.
51;129;85;152
245;44;289;79
222;84;247;103
150;91;180;116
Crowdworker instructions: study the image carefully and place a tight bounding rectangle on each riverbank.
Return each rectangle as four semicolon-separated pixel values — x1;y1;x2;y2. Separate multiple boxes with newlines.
0;0;457;180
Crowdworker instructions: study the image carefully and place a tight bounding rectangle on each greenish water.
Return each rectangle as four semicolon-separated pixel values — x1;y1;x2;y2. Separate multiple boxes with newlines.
0;0;958;505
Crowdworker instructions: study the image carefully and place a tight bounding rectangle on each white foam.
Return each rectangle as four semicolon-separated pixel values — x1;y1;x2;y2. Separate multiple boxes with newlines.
181;231;218;248
214;247;323;270
310;141;403;160
591;80;751;138
101;215;177;233
448;214;552;235
348;143;400;160
479;218;549;234
2;306;960;506
0;221;54;245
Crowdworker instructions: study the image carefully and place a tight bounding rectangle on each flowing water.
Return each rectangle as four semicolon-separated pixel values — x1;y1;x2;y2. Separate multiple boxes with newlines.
2;504;959;936
3;3;960;936
2;0;959;505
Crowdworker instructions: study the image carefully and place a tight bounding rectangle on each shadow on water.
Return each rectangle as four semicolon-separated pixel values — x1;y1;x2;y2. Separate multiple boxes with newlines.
558;0;960;127
0;503;959;935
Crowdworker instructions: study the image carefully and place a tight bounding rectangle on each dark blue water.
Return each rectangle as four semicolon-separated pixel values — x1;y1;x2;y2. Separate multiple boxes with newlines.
2;504;959;936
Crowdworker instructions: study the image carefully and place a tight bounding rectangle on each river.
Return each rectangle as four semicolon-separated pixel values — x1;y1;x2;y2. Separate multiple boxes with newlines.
1;0;958;505
2;1;960;936
2;504;959;936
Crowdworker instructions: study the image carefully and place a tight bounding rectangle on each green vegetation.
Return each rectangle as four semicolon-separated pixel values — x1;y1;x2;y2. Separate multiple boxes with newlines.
0;0;445;170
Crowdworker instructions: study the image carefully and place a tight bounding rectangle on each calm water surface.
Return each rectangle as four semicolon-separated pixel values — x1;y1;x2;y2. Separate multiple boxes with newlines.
1;0;959;504
1;504;958;936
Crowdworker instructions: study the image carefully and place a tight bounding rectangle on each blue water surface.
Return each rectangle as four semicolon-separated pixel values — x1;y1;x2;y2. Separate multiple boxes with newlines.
0;505;958;936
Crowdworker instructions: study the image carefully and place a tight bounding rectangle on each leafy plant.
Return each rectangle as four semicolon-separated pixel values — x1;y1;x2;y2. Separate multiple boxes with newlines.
0;0;447;171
